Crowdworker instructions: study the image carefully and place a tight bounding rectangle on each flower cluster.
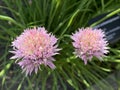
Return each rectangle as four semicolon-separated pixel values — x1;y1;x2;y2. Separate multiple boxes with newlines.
10;27;109;75
71;27;109;64
10;27;60;75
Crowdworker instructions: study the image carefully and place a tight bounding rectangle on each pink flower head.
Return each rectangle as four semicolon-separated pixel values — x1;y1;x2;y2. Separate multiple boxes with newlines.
10;27;60;75
71;27;109;64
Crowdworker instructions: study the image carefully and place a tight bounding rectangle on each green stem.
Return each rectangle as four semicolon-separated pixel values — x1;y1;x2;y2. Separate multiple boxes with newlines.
90;8;120;27
0;60;14;78
0;15;23;28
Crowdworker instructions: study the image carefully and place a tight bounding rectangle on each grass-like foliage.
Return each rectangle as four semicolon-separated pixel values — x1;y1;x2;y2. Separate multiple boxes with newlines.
0;0;120;90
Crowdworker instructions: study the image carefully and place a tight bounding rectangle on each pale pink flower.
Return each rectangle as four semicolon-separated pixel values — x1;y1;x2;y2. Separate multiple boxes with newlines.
10;27;60;75
71;27;109;64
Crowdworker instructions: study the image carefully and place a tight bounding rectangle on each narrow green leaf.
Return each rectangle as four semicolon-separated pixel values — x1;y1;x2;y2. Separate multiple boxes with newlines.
0;15;23;28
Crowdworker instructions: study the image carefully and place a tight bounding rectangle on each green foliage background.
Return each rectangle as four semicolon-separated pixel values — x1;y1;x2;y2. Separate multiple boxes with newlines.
0;0;120;90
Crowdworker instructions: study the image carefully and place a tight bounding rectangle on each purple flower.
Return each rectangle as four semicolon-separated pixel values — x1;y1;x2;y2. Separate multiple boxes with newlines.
71;27;109;64
10;27;60;75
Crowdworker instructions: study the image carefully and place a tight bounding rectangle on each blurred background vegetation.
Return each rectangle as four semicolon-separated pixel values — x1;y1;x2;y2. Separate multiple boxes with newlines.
0;0;120;90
